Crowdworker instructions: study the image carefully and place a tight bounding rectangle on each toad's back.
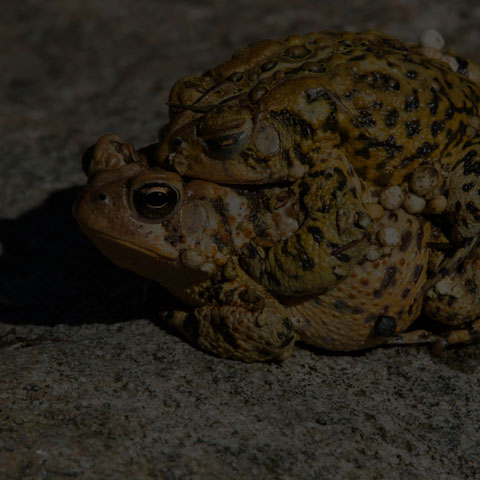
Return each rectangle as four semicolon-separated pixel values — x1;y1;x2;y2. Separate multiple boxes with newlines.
167;31;480;187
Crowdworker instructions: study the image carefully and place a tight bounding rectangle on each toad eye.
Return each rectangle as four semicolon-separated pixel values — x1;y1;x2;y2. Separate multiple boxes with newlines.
203;131;250;159
198;108;253;160
132;182;179;219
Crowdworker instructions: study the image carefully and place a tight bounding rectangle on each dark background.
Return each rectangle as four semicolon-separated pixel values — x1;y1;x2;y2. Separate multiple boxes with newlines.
1;1;480;478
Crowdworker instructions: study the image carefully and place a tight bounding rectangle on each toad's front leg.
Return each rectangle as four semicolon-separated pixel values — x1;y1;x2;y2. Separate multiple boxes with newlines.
161;267;298;362
162;303;296;362
240;154;371;297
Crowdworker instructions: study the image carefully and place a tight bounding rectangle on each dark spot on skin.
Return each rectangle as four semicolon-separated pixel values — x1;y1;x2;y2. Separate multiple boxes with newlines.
400;230;412;251
307;225;324;243
351;110;376;128
388;212;398;222
416;141;438;158
363;134;404;161
416;222;424;250
405;119;421;138
413;264;423;283
385;109;399;128
455;200;462;212
339;129;350;144
351;307;364;315
428;93;440;116
402;288;410;299
212;197;228;217
294;144;312;165
299;179;311;201
323;113;339;133
466;202;479;214
334;299;348;310
271;109;314;139
465;278;477;296
430;120;445;137
404;93;419;112
283;317;293;332
462;151;480;176
296;236;315;271
333;167;347;190
374;315;397;337
445;107;454;120
354;146;371;159
373;266;397;298
319;204;331;213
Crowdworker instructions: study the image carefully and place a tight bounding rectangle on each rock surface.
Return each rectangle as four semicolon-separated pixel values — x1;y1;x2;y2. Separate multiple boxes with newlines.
1;1;480;478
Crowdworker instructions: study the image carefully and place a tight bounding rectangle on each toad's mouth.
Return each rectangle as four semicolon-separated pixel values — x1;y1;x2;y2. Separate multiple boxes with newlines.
77;224;178;262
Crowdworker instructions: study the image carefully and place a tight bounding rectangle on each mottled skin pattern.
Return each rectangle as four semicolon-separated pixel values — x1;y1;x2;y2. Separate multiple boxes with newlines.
74;156;299;361
155;31;480;299
75;137;480;361
76;32;480;361
288;208;430;351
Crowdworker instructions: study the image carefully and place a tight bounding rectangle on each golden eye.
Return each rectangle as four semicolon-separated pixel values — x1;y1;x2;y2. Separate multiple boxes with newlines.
132;182;179;219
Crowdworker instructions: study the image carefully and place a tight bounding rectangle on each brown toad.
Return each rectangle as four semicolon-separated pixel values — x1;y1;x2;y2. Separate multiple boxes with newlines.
145;30;480;299
74;136;480;361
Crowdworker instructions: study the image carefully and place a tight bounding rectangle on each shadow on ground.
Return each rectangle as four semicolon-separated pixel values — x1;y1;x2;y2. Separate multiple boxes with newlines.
0;187;175;326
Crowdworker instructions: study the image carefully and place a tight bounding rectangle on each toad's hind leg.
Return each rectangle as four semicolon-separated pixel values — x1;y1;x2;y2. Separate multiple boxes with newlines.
446;137;480;242
240;154;371;297
390;241;480;352
386;320;480;353
421;137;480;290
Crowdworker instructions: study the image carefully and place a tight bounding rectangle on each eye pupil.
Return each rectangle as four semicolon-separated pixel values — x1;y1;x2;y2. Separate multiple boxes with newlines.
146;191;167;207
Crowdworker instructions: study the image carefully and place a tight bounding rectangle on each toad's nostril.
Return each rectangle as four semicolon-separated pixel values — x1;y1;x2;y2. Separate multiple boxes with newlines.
97;192;107;201
81;145;95;176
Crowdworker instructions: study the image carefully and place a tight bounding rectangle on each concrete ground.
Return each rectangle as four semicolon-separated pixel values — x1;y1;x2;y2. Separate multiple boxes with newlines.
1;0;480;478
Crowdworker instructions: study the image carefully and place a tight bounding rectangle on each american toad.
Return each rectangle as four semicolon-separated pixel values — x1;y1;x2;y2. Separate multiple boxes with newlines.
150;31;480;299
74;136;480;361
